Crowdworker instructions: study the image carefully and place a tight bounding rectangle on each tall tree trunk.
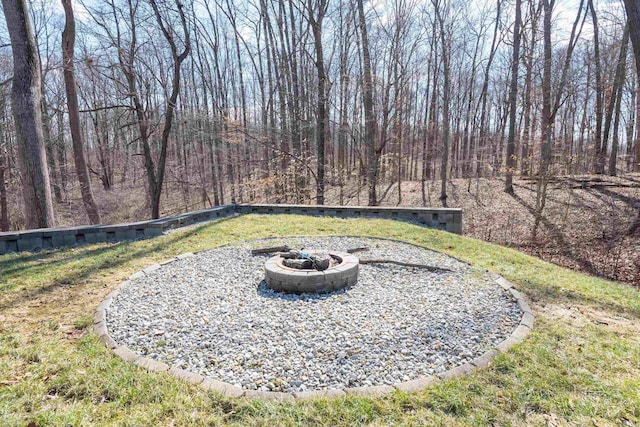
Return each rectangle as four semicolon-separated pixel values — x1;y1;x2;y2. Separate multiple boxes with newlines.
520;2;538;177
623;0;640;233
589;0;605;174
477;0;502;179
357;0;378;206
310;0;328;205
434;0;450;206
42;99;63;204
533;0;553;239
608;26;629;176
0;144;8;231
55;108;68;196
505;0;521;194
61;0;101;224
2;0;55;229
148;0;191;218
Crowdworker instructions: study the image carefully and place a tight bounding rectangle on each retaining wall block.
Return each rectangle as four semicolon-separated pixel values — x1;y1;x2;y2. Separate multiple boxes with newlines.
144;228;163;238
31;237;43;250
63;234;77;246
17;238;32;252
5;239;17;252
115;230;134;241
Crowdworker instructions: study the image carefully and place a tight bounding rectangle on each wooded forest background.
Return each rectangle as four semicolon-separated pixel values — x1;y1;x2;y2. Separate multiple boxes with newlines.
1;0;640;285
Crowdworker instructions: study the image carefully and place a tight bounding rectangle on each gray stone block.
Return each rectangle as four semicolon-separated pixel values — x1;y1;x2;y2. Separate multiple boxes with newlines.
344;385;395;397
134;357;170;372
177;252;194;259
471;349;500;368
511;324;531;341
496;336;522;353
51;234;65;247
168;367;205;384
0;240;6;254
63;233;77;246
244;390;294;402
509;288;524;301
143;264;162;275
201;378;245;397
129;271;145;280
97;297;112;312
31;237;43;250
94;321;107;337
438;363;476;380
517;299;532;314
293;389;346;399
395;376;440;393
95;232;107;243
5;239;18;252
94;309;105;324
144;227;163;237
17;238;33;252
106;288;121;300
520;311;534;328
115;229;136;241
85;233;97;244
496;277;513;290
113;346;140;362
98;333;118;349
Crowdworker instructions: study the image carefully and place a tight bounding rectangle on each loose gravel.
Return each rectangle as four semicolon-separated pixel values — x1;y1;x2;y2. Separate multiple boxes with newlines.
107;236;521;393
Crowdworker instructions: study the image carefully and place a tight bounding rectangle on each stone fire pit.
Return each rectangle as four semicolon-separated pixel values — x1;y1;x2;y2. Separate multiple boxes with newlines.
264;250;359;293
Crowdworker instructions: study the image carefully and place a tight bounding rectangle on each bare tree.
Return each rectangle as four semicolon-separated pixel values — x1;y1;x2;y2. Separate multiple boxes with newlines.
623;0;640;235
308;0;329;205
1;0;55;229
589;0;605;174
505;0;521;194
356;0;379;206
433;0;451;206
147;0;191;218
61;0;101;224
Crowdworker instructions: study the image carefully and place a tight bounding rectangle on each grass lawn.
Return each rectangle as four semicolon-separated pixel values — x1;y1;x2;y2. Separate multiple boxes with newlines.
0;214;638;426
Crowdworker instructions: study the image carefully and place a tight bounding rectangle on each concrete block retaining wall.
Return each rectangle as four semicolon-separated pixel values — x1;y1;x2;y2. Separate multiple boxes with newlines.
236;204;463;234
0;204;462;255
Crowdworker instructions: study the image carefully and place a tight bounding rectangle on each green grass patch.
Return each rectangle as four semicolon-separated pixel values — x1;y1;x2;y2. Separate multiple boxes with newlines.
0;214;638;426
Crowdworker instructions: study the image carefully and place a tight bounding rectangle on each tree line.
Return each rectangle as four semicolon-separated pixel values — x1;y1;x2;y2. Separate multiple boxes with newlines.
1;0;640;231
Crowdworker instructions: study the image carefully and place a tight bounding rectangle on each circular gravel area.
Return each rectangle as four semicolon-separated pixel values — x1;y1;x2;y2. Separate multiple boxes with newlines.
107;237;521;393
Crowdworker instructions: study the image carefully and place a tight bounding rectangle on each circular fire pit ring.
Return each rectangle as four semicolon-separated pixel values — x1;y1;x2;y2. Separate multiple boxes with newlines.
264;250;359;293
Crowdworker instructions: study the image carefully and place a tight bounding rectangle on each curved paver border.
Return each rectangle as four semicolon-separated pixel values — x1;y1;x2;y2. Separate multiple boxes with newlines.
94;245;534;401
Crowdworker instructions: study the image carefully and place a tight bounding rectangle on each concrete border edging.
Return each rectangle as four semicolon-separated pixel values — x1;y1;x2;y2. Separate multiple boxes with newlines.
95;254;532;401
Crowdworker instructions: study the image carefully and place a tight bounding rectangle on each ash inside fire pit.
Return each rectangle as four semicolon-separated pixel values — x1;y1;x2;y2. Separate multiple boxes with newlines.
264;250;359;294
